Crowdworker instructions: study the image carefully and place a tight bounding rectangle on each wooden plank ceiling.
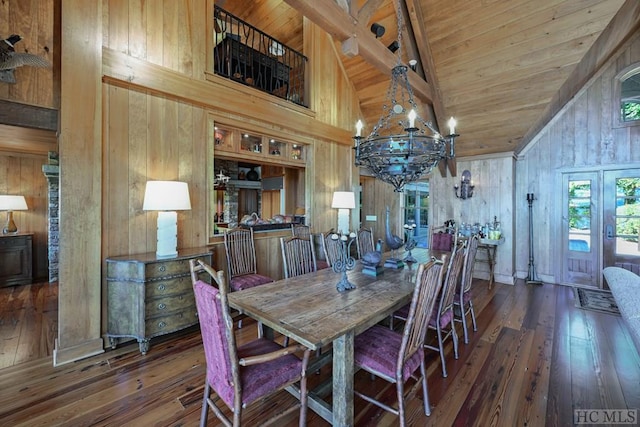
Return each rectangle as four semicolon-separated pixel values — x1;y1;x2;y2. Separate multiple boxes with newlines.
218;0;627;158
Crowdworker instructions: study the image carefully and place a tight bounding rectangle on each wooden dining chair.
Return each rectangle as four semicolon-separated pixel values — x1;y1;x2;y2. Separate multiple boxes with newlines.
356;227;375;259
291;224;311;239
321;231;343;268
353;259;446;426
224;227;274;291
280;235;317;279
429;224;456;252
189;259;311;427
455;234;479;344
424;240;465;377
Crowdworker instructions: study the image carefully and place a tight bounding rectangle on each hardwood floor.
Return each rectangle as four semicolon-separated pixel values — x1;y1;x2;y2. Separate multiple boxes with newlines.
1;268;639;426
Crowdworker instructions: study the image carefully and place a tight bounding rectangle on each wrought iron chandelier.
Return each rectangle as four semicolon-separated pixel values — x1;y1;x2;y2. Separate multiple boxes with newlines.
353;1;458;192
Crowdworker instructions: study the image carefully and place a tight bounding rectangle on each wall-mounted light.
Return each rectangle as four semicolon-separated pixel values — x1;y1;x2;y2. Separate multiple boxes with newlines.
454;170;474;199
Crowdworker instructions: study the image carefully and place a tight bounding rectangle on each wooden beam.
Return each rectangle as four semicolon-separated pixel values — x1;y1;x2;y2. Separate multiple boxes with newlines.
358;0;386;27
516;0;640;155
284;0;434;103
404;0;455;177
0;100;58;131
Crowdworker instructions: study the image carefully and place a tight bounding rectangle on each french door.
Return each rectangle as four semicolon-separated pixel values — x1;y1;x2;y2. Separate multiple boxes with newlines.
561;172;599;286
403;181;429;248
561;169;640;287
603;169;640;275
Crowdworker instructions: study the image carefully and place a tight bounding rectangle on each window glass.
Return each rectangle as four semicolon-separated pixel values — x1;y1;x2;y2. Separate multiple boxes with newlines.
568;180;591;252
621;72;640;122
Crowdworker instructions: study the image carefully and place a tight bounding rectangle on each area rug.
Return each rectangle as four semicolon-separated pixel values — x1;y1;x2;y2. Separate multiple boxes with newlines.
574;287;620;315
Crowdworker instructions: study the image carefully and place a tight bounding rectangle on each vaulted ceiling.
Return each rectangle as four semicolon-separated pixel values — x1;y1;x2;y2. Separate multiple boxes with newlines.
218;0;637;161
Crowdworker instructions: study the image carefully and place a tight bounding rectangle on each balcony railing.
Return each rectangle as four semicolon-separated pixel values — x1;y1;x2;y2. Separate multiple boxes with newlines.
213;6;307;107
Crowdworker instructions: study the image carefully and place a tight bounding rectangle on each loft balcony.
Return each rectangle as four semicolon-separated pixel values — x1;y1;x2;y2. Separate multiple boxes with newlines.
213;6;307;107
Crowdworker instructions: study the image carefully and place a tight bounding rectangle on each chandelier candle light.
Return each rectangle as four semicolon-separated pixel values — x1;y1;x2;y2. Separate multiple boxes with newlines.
331;232;357;292
352;1;458;192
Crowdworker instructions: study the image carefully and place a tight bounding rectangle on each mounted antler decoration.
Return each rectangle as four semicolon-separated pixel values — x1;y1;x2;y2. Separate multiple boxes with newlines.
0;34;51;84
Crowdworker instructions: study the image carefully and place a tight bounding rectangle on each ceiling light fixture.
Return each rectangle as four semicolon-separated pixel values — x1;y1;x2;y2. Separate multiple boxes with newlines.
353;1;458;192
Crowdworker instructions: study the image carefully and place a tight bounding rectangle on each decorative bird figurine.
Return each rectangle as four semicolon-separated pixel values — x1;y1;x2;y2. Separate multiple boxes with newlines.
0;34;50;84
384;206;404;268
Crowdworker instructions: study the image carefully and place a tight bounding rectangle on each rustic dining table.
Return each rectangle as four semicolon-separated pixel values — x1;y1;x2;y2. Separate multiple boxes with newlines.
227;256;432;426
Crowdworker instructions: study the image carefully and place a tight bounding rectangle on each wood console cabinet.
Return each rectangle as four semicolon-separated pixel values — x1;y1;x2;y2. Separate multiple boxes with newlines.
0;233;33;287
106;247;212;354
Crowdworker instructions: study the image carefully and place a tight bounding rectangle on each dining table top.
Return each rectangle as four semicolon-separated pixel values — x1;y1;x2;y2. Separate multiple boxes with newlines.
227;250;445;351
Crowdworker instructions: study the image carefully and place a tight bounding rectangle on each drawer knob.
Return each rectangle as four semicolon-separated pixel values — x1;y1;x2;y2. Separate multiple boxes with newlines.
157;284;166;291
158;265;166;272
158;321;167;329
158;303;167;310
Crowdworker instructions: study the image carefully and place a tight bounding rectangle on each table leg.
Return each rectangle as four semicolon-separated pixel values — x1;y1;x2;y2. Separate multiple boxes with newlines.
486;246;496;289
332;331;354;427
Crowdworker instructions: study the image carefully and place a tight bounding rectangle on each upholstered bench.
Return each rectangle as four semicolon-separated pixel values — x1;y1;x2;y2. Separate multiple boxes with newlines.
603;267;640;351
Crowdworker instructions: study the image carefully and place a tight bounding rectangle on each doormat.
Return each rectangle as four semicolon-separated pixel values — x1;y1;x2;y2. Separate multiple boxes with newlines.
574;287;620;315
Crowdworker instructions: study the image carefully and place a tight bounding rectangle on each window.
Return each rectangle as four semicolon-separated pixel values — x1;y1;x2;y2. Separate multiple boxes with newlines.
614;64;640;126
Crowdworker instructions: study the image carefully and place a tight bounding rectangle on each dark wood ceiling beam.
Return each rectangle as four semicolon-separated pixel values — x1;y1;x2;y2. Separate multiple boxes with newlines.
284;0;434;103
516;0;640;155
0;100;58;131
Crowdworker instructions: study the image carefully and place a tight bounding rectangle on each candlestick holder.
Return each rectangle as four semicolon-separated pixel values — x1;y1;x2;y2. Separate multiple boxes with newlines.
403;223;418;263
331;232;357;292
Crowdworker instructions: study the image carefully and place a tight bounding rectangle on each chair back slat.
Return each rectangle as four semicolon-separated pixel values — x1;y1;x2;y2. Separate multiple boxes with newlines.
190;260;240;408
356;228;375;259
461;234;479;294
224;227;258;278
281;236;317;278
399;258;446;369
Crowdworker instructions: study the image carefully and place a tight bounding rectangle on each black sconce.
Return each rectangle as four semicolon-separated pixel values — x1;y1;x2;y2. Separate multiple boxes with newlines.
454;169;474;199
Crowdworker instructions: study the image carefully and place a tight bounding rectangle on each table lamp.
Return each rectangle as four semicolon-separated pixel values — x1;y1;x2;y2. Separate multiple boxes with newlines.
331;191;355;235
143;181;191;258
0;195;28;234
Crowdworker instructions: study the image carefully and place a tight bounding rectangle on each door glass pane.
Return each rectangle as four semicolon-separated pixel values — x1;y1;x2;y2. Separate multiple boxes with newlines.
615;177;640;256
568;180;591;252
403;182;429;248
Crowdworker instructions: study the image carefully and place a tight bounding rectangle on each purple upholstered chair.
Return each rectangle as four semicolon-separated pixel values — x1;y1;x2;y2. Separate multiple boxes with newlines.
429;224;456;252
425;240;465;377
454;234;479;344
190;259;311;427
224;227;274;291
353;259;446;425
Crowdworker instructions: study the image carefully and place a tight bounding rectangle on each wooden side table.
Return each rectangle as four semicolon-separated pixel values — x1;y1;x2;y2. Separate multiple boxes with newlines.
0;233;33;287
478;237;505;289
105;247;212;354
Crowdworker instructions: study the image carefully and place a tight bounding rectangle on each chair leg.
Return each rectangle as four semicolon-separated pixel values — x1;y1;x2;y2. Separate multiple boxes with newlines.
397;379;406;427
200;382;210;427
420;360;431;416
437;325;447;378
469;301;478;332
451;322;459;359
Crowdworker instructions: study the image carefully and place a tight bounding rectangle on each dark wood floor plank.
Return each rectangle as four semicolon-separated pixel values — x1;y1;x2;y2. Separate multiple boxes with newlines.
1;264;639;426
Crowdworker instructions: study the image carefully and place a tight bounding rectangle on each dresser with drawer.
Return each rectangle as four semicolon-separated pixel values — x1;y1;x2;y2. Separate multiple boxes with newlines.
105;247;212;354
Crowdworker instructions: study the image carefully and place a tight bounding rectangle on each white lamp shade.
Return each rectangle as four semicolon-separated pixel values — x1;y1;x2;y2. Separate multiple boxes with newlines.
331;191;356;209
0;195;28;211
143;181;191;211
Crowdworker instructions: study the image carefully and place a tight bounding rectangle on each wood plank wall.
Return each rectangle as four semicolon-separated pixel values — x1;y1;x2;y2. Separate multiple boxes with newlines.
516;29;640;285
0;0;57;282
430;154;515;285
